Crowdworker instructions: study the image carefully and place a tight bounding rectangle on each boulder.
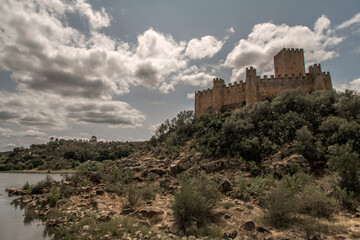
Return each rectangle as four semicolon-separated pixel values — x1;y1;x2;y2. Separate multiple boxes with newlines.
223;229;238;239
169;158;192;175
242;221;256;231
149;168;167;176
219;179;233;193
256;226;271;234
135;206;164;219
201;160;228;173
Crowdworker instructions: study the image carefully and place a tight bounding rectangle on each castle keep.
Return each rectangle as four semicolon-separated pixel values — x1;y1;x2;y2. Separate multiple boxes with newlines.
195;48;332;116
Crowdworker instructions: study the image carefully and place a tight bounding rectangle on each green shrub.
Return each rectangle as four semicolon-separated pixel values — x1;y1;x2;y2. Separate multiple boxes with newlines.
172;171;221;226
126;184;142;207
32;175;54;194
328;144;360;194
195;225;222;238
48;186;60;207
280;172;312;195
297;186;334;218
220;201;235;210
233;173;250;200
264;183;296;228
333;186;359;210
22;181;33;191
60;184;74;198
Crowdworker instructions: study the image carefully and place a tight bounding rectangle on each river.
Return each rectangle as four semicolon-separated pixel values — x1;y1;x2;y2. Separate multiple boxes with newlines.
0;173;63;240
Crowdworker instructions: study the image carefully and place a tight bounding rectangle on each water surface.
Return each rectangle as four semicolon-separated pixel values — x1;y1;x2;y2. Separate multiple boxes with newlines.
0;173;63;240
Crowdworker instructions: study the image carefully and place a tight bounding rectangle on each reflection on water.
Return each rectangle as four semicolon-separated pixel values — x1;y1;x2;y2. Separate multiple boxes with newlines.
0;173;62;240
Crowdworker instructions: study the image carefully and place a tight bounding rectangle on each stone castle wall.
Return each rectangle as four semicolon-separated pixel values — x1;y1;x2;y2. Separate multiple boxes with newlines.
195;48;332;116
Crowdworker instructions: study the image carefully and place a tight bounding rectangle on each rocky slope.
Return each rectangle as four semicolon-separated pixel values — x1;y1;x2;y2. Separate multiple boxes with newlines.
7;148;360;240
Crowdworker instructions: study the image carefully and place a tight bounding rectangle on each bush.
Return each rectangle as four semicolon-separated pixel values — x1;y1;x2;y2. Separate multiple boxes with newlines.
126;184;142;207
172;171;221;226
48;187;60;207
295;126;324;161
264;183;296;227
297;186;334;218
328;144;360;194
31;175;54;194
22;181;33;191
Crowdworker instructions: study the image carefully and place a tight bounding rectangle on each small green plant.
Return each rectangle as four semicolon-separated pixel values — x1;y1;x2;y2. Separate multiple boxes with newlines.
126;184;142;207
48;186;60;207
22;181;33;191
220;201;235;210
172;171;221;227
297;185;334;218
60;184;74;198
31;175;54;194
234;173;250;200
195;225;222;238
141;183;158;201
264;183;296;228
333;186;358;210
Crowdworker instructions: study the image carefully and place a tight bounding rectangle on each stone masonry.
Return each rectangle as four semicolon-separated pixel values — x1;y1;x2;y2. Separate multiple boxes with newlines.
194;48;332;116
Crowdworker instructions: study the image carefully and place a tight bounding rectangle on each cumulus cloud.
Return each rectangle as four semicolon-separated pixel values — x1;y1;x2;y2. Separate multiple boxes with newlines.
0;128;46;138
159;82;175;94
0;0;225;131
0;1;220;102
187;93;195;99
0;90;145;129
225;15;344;82
65;100;145;127
171;66;215;87
185;36;224;59
336;77;360;93
70;0;111;29
336;13;360;30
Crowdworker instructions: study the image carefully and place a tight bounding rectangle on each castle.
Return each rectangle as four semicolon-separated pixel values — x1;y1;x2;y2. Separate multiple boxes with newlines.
194;48;332;116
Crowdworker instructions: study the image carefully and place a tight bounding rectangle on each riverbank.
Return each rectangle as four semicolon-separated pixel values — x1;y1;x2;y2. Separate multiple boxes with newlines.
8;152;360;240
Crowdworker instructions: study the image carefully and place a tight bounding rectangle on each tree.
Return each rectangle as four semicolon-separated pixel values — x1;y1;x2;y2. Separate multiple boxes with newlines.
90;136;97;142
328;144;360;194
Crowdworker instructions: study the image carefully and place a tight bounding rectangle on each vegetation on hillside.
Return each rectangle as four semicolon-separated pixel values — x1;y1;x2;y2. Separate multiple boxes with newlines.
0;137;143;171
6;88;360;239
150;89;360;164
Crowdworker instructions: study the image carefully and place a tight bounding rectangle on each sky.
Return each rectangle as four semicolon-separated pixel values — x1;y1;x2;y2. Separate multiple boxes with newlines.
0;0;359;151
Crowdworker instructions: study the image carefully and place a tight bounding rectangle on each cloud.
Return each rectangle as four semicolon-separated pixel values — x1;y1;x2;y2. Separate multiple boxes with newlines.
187;93;195;99
227;27;235;33
171;66;215;87
0;128;46;138
65;100;145;127
67;0;111;29
159;82;175;94
336;13;360;30
0;0;225;131
334;77;360;93
185;36;224;59
224;16;344;82
0;90;145;129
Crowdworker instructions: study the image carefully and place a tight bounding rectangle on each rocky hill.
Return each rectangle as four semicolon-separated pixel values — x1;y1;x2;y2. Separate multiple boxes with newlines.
6;88;360;239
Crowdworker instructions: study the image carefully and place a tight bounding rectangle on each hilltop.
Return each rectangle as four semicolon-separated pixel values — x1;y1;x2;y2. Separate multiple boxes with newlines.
6;88;360;240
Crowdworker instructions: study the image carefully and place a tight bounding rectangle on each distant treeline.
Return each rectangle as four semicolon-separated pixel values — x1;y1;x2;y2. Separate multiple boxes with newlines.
0;138;144;171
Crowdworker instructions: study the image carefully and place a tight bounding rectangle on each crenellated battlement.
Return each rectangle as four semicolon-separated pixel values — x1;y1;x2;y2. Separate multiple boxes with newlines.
195;48;332;116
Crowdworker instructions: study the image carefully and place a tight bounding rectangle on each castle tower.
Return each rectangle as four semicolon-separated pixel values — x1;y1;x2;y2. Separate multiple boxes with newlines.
212;78;225;112
309;64;332;91
246;67;258;106
274;48;305;78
